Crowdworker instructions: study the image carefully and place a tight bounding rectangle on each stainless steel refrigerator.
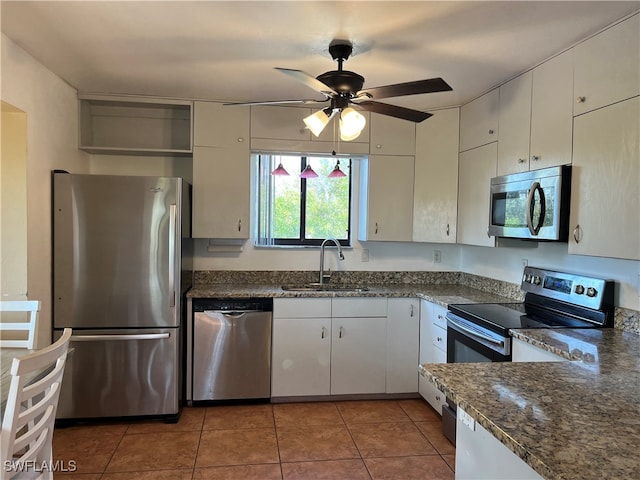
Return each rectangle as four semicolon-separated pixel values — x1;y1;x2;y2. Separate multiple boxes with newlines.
52;172;192;420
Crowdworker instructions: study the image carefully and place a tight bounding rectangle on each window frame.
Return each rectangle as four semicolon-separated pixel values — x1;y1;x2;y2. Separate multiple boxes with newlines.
256;154;353;247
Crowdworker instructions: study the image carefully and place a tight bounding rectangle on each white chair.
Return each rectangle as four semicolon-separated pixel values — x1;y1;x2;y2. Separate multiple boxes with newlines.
1;328;72;480
0;301;40;349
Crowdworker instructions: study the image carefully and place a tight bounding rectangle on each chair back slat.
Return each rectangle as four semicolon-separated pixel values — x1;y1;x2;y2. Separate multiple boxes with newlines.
0;300;40;349
0;328;71;480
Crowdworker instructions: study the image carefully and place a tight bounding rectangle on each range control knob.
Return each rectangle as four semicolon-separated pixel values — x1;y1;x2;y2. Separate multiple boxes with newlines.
586;287;598;298
575;285;585;295
524;273;532;283
533;276;542;285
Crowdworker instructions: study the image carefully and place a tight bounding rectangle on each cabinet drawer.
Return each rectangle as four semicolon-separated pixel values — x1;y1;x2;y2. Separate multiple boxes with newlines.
432;324;447;353
331;297;387;317
433;305;448;329
432;345;446;363
274;298;331;318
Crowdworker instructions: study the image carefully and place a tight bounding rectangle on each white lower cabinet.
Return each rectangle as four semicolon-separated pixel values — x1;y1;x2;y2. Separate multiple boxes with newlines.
331;315;387;395
272;297;420;398
419;300;448;414
271;298;331;397
386;298;420;394
512;337;567;363
456;407;543;480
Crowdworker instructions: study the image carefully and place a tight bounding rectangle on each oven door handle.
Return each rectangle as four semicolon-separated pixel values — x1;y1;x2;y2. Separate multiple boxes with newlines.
447;317;504;347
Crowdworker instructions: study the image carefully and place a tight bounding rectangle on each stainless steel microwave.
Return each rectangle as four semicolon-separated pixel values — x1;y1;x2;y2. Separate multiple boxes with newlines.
488;165;572;241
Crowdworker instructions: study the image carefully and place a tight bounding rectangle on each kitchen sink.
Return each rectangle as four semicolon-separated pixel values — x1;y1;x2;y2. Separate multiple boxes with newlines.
281;284;370;293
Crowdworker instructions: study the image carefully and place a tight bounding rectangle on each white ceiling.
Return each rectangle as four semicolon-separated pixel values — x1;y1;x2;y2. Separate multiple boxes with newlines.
2;1;638;112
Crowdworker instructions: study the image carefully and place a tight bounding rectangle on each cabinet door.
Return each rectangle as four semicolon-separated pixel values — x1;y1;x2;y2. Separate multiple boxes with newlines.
358;155;415;241
457;143;497;247
569;97;639;260
529;50;573;170
369;114;416;156
573;14;639;116
386;298;419;394
192;146;250;239
418;376;447;416
271;317;331;397
497;72;532;176
250;105;311;141
413;108;459;243
331;316;387;395
193;102;249;148
459;89;499;152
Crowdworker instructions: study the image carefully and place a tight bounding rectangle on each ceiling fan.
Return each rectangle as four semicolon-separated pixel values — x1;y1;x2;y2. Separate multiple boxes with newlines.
226;40;452;140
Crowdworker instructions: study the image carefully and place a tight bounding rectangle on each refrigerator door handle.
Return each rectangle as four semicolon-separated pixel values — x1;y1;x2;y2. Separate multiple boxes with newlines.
168;204;177;308
70;333;171;342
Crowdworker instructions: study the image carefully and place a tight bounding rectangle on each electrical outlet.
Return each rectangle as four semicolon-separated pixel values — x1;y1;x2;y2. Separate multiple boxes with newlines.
361;249;369;262
459;409;476;431
433;250;442;263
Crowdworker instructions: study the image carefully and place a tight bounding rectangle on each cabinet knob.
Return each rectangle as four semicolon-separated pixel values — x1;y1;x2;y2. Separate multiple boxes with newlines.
237;137;244;143
518;158;526;164
375;222;379;235
238;219;242;232
576;96;586;104
446;223;450;236
531;155;540;162
437;337;443;342
338;326;345;338
488;129;495;135
375;144;382;149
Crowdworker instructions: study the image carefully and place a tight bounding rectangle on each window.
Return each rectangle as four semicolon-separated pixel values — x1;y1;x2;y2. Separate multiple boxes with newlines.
256;154;352;246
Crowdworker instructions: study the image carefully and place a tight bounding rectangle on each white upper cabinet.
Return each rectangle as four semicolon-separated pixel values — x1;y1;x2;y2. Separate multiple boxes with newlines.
459;89;499;152
413;108;460;243
250;105;369;154
192;101;251;239
497;72;533;176
192;146;250;239
569;97;639;260
358;155;415;242
529;49;574;170
250;105;311;142
573;14;639;116
369;113;416;156
194;101;249;148
457;142;497;247
498;49;574;176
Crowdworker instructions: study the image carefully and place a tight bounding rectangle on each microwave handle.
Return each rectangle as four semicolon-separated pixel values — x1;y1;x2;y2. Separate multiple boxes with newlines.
526;181;546;235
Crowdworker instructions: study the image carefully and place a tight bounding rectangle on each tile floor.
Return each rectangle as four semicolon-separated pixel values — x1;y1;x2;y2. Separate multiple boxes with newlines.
53;398;455;480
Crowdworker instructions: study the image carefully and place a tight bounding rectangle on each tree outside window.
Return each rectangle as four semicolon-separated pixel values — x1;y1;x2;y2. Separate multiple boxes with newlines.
256;154;352;246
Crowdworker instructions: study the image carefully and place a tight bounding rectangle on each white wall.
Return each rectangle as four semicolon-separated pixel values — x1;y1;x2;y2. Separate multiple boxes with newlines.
461;242;640;310
1;33;90;347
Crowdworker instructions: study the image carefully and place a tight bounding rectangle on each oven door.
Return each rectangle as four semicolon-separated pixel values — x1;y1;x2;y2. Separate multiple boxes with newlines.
446;314;511;363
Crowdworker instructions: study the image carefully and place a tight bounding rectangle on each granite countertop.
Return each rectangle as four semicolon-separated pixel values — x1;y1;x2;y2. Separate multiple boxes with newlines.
420;328;640;480
187;283;514;308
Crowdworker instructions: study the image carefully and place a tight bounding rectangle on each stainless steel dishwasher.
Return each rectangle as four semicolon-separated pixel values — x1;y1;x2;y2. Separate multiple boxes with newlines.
192;298;272;401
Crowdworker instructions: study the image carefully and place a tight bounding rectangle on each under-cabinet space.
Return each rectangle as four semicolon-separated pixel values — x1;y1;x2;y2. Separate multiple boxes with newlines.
78;95;192;155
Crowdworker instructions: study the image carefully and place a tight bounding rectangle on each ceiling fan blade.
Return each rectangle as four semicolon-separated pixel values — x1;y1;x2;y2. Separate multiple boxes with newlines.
355;101;432;122
223;98;329;107
275;67;338;96
359;78;452;100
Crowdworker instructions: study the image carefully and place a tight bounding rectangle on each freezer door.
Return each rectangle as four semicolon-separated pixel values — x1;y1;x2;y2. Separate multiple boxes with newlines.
53;173;183;328
55;328;179;419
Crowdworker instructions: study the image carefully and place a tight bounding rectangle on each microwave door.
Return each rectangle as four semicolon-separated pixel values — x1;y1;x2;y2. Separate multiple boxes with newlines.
526;181;546;236
533;175;563;240
489;179;535;238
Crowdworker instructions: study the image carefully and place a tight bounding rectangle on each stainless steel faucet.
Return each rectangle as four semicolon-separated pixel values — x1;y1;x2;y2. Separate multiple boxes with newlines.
319;238;344;285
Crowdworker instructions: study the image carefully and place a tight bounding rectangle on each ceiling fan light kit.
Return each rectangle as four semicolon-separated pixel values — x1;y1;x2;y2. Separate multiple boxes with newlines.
303;107;334;137
339;107;367;141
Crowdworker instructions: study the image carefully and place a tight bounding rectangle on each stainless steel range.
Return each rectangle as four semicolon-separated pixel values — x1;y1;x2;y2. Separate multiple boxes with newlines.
441;266;614;444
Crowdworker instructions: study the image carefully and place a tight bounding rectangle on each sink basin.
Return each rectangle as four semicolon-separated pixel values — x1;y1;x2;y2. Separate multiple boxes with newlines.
281;284;369;293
